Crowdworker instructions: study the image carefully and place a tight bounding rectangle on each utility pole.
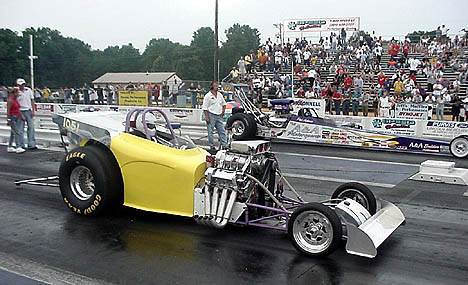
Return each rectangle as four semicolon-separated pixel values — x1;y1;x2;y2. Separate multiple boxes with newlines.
214;0;219;82
273;23;284;46
29;34;38;90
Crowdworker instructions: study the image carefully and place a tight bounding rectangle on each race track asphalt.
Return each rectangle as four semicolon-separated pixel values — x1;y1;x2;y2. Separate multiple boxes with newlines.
0;143;467;284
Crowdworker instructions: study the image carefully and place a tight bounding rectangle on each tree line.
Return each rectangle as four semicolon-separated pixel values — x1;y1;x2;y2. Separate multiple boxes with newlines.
0;24;260;88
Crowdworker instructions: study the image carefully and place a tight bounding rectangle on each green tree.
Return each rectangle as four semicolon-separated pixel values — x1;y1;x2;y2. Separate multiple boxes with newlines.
142;38;178;72
190;27;215;80
0;24;263;88
19;27;94;88
0;29;26;85
406;30;436;43
175;54;204;80
220;24;260;79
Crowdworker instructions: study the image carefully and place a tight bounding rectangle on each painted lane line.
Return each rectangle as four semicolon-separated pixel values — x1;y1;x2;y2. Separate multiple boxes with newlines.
283;172;396;189
400;189;424;204
276;151;420;167
0;251;110;285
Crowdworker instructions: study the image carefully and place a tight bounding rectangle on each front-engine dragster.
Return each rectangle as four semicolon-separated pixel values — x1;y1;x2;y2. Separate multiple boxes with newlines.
53;107;405;258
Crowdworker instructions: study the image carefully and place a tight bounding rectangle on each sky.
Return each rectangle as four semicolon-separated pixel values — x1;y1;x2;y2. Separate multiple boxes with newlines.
1;0;467;52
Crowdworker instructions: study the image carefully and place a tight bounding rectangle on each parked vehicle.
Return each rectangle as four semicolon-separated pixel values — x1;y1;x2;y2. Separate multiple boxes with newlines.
225;85;468;158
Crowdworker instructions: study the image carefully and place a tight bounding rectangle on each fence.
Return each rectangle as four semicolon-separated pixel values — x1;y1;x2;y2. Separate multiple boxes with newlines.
0;101;464;149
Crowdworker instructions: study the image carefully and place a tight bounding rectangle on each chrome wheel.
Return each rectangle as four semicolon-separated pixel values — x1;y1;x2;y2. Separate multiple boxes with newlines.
231;120;246;136
70;166;95;200
451;137;468;158
292;210;333;254
337;189;369;210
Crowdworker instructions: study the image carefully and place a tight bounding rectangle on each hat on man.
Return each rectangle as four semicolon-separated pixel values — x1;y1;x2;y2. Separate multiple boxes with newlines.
16;78;26;85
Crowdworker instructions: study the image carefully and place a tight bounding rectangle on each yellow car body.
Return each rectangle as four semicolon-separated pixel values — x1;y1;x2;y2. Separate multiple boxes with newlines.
110;133;207;217
54;111;208;217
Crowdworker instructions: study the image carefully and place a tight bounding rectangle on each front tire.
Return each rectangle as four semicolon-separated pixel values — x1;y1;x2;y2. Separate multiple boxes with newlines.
288;202;342;257
450;136;468;158
58;145;123;216
331;182;377;215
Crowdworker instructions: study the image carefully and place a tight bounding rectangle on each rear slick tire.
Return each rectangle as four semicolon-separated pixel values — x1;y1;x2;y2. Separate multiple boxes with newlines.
58;145;123;216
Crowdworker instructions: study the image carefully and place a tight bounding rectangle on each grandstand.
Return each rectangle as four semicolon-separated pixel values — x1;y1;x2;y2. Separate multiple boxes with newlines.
227;36;468;116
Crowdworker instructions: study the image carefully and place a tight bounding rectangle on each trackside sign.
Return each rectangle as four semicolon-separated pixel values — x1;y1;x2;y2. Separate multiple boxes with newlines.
283;17;360;32
394;103;432;120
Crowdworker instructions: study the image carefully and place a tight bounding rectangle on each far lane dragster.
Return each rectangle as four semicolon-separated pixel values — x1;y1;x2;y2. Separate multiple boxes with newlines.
225;84;468;158
53;108;405;258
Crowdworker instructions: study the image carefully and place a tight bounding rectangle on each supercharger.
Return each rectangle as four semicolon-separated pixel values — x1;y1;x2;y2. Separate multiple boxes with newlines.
193;141;271;228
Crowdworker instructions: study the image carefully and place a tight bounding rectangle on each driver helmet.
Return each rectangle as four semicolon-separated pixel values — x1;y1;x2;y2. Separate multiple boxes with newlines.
136;112;158;137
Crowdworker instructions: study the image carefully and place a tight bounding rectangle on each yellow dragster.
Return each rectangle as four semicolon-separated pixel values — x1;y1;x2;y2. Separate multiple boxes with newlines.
53;108;405;259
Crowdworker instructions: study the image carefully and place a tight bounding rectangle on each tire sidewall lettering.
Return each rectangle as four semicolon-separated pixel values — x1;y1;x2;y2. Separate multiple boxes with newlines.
65;151;86;162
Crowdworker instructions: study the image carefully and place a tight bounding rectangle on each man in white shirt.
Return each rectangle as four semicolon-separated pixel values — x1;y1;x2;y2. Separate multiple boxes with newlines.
274;50;282;67
432;80;443;98
303;50;311;66
408;58;421;76
404;78;415;96
305;87;314;99
16;78;37;150
374;44;383;63
436;91;450;120
441;25;449;43
238;57;246;77
452;79;460;93
378;91;392;118
203;82;227;151
425;93;435;105
308;68;317;86
294;48;302;65
412;90;423;104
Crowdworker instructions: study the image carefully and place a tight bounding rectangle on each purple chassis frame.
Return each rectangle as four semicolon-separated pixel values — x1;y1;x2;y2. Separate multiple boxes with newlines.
236;195;305;231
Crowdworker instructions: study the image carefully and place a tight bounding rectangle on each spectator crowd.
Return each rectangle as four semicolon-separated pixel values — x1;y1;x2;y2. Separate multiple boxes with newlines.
229;26;468;121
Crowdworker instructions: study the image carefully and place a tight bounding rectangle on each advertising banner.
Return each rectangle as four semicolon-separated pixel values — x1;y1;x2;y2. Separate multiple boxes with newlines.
422;121;468;139
34;103;55;115
290;99;326;118
283;17;360;33
394;103;432;120
328;115;366;130
77;105;109;112
284;119;322;141
118;91;149;106
55;104;77;114
167;108;199;123
281;116;450;155
369;118;418;136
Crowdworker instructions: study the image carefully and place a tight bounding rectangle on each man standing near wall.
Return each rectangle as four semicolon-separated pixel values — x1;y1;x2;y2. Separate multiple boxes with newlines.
16;78;37;150
107;84;114;105
378;91;392;118
83;83;90;104
203;81;227;152
161;81;169;106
